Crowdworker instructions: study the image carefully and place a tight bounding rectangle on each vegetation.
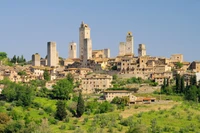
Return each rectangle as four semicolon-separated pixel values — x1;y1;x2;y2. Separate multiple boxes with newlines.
55;100;67;120
43;69;50;81
0;52;7;60
2;81;34;106
11;55;26;64
51;78;73;100
76;92;85;117
2;72;200;132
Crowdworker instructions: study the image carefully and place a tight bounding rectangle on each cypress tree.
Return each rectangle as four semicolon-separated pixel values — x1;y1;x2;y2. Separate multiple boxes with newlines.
76;92;85;117
55;100;67;120
180;76;185;93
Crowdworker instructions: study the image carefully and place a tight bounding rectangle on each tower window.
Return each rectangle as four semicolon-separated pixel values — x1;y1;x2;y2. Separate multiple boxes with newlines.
71;45;72;50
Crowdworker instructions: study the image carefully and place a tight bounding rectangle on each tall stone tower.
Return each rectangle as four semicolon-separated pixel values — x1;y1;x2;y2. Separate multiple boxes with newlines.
103;49;110;58
47;42;58;67
119;42;125;56
138;44;146;57
79;21;91;60
32;53;40;66
82;39;92;66
125;32;134;56
69;42;77;58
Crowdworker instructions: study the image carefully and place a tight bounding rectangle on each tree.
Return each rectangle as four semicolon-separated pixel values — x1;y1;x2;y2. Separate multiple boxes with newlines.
180;76;185;93
112;74;118;80
0;52;7;60
17;56;20;63
43;69;50;81
51;79;73;100
175;74;181;93
190;75;197;86
2;83;34;106
76;92;85;117
176;62;183;69
11;55;16;63
66;73;74;84
185;85;198;101
55;100;67;120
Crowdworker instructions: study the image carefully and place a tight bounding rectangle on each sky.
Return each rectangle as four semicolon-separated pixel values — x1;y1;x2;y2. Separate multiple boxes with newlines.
0;0;200;61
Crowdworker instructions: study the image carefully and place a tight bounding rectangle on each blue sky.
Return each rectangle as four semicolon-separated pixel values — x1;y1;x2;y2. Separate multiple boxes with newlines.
0;0;199;61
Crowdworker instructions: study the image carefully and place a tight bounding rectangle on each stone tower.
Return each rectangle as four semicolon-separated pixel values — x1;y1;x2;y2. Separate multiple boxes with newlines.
103;49;110;58
119;42;125;56
125;32;134;56
69;42;77;58
82;39;92;66
47;42;58;67
138;44;146;57
79;21;91;60
32;53;40;66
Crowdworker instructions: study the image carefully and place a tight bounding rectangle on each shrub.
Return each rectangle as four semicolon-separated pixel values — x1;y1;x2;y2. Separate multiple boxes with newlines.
44;106;53;114
64;117;70;123
69;125;76;130
120;116;134;126
48;117;58;125
137;112;143;118
73;119;78;124
38;110;44;115
84;117;88;123
187;115;192;121
59;124;66;130
117;125;123;132
0;101;5;106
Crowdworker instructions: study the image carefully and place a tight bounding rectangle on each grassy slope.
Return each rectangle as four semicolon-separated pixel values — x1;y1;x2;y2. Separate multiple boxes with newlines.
1;95;200;133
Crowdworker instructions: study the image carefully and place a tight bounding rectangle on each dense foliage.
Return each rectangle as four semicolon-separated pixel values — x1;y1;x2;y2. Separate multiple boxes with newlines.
11;55;26;64
162;74;200;102
0;52;7;60
55;100;67;120
51;79;73;100
76;92;85;117
2;81;34;106
43;69;50;81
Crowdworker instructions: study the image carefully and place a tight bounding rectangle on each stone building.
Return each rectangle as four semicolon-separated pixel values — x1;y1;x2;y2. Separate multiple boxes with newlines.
47;42;58;67
104;90;137;102
32;53;40;66
79;21;91;60
125;32;134;56
75;73;113;94
119;42;126;56
189;61;200;72
119;32;134;56
82;39;92;67
68;42;77;58
92;49;110;59
138;44;146;57
170;54;183;63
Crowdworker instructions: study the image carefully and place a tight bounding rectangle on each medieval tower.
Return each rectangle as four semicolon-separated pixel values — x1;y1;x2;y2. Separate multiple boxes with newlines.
79;21;91;60
32;53;40;66
125;32;134;56
47;42;58;67
138;44;146;57
69;42;77;58
119;32;134;56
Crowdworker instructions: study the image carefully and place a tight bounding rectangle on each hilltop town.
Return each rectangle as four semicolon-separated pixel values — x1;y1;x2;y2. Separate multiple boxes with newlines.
1;22;199;93
1;22;200;132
